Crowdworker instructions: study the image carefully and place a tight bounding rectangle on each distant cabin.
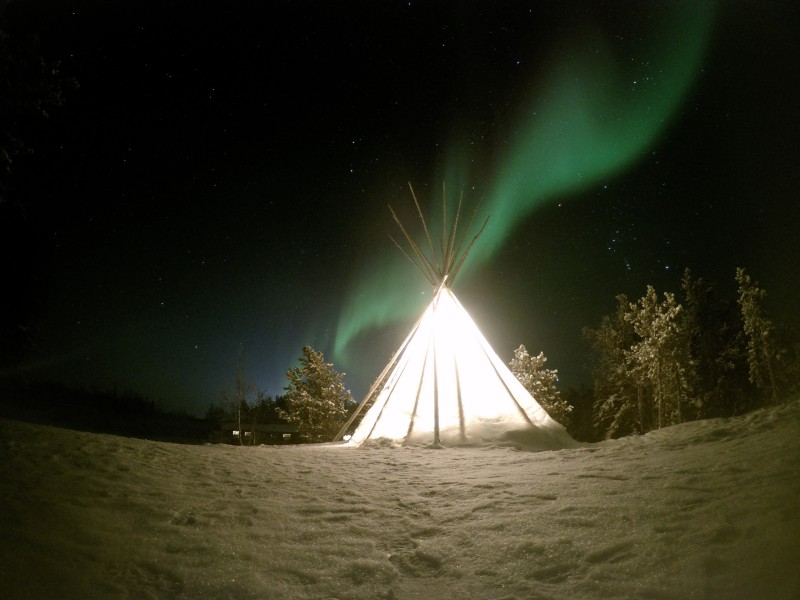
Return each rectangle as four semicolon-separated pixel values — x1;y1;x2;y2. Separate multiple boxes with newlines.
215;421;300;445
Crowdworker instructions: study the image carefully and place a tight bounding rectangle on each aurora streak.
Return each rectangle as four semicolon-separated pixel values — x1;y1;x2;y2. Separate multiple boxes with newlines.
335;2;716;372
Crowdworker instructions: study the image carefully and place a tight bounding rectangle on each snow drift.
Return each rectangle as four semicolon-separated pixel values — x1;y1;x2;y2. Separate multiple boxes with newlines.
1;401;798;599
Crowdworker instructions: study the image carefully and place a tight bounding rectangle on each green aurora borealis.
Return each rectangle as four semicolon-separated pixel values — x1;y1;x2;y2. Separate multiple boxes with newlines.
334;2;716;367
12;0;797;414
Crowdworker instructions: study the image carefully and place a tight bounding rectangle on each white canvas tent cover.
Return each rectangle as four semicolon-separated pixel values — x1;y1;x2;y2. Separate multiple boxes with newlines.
345;284;572;447
337;184;575;449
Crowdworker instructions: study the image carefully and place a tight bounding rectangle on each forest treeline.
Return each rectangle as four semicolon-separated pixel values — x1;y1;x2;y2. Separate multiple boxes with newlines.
0;381;211;442
208;345;354;445
571;267;798;441
211;267;799;445
4;268;795;446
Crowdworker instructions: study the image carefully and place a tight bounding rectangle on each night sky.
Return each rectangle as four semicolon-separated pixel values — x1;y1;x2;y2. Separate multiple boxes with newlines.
3;1;799;415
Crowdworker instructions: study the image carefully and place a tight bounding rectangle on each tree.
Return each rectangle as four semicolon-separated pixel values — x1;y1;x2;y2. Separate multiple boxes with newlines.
221;346;254;445
251;391;288;425
587;286;694;437
509;344;572;427
680;269;747;417
624;286;691;429
583;294;642;438
278;346;354;442
561;385;596;442
585;269;796;440
736;268;783;406
205;403;225;431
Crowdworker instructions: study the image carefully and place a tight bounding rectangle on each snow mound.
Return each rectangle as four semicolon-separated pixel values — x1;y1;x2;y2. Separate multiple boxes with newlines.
356;420;580;452
1;400;798;599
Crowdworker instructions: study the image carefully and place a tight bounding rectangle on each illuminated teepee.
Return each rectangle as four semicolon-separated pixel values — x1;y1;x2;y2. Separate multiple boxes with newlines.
335;185;574;448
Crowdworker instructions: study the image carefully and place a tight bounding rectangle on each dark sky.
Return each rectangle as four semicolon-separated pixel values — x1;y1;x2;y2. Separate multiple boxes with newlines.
3;1;799;415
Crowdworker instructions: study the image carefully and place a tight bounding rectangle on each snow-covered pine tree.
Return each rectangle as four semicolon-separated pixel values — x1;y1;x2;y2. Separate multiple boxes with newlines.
624;285;690;429
680;268;743;418
278;346;354;442
509;344;572;427
583;294;642;438
736;268;783;406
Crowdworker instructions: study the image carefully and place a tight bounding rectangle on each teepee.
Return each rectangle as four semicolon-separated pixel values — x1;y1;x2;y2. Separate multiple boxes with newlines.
335;185;574;448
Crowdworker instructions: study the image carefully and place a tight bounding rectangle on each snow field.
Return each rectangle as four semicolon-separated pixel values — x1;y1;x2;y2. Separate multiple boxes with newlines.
1;401;798;599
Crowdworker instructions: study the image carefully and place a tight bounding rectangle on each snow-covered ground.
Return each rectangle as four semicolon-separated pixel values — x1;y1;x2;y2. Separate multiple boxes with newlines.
1;401;798;600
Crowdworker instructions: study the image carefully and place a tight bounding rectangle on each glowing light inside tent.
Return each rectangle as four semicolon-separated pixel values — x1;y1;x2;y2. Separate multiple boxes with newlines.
347;287;561;446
